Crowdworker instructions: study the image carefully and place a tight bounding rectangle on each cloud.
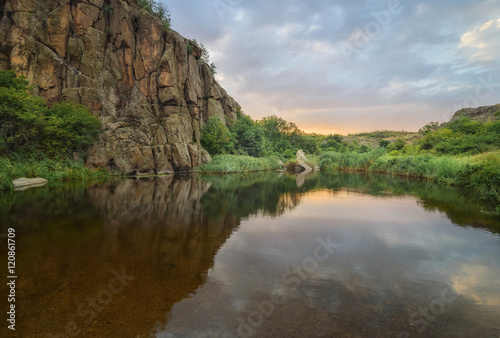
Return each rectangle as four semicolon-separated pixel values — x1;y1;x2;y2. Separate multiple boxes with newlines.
459;18;500;62
166;0;500;133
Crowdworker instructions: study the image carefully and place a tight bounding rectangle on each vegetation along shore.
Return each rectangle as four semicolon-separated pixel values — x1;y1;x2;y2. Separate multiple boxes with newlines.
1;68;498;215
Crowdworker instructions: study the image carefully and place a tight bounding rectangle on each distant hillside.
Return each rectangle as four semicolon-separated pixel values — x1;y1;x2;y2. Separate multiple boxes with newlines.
340;104;500;150
449;104;500;123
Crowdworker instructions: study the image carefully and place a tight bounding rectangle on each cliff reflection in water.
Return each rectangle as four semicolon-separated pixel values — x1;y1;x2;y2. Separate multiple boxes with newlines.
1;176;242;337
0;171;498;337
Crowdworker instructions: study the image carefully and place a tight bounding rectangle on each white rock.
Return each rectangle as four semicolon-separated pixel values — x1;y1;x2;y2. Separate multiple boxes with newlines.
12;178;48;191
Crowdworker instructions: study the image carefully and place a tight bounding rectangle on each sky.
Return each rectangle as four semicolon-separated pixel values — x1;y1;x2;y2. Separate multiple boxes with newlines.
165;0;500;134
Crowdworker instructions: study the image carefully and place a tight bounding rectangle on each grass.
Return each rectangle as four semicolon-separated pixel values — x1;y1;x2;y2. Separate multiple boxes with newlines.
196;154;282;173
0;156;110;191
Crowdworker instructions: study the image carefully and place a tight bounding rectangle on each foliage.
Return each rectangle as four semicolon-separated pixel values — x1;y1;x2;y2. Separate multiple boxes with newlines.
387;139;406;152
353;130;406;139
134;0;171;30
419;122;440;135
185;40;194;55
199;42;210;64
417;117;500;155
259;115;318;156
209;62;217;76
358;144;369;153
185;39;217;74
200;117;234;155
196;155;282;173
319;149;500;212
43;103;102;157
0;156;109;191
0;70;101;158
230;114;265;157
321;137;342;151
379;139;390;148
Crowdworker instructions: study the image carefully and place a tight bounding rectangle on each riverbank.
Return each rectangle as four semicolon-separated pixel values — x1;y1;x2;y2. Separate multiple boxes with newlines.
195;154;284;174
319;150;500;213
0;156;110;191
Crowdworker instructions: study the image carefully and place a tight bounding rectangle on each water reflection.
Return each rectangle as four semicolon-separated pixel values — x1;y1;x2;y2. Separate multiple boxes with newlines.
1;177;241;337
0;172;499;337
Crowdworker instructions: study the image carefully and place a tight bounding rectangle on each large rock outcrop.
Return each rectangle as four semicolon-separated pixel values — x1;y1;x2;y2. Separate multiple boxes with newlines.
0;0;241;174
449;104;500;123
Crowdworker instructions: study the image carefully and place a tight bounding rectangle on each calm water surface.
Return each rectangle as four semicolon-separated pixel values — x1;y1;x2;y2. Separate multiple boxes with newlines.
1;172;499;337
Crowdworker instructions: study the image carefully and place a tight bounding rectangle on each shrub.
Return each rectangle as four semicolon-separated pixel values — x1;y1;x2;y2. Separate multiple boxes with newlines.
134;0;171;30
230;114;264;157
387;139;406;152
358;144;369;153
43;102;102;156
0;71;101;158
0;156;109;191
200;117;235;155
379;139;390;148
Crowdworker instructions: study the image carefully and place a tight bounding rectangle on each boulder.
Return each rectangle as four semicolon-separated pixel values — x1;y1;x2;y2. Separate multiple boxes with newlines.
295;150;313;173
12;177;48;191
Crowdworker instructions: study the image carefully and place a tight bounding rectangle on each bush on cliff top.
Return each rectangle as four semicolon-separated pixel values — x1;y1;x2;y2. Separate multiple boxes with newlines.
134;0;171;30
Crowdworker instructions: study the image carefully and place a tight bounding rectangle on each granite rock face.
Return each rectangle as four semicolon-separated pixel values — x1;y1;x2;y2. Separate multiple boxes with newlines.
449;104;500;124
0;0;241;174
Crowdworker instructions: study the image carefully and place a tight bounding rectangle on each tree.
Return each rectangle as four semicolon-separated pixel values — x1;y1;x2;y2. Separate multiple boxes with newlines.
200;117;234;155
259;115;312;154
230;114;264;157
418;122;440;136
44;103;102;156
0;71;45;154
358;144;369;153
379;139;390;148
0;70;101;157
387;139;406;152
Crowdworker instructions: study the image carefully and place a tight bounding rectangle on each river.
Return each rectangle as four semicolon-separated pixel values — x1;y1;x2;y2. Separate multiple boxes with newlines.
1;172;499;337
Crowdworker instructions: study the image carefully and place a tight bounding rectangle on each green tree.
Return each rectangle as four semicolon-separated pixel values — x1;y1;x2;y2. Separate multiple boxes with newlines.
387;139;406;152
230;114;264;157
378;139;390;148
201;117;234;155
0;70;102;158
43;103;102;156
258;115;316;155
358;144;369;153
418;122;440;136
0;71;47;154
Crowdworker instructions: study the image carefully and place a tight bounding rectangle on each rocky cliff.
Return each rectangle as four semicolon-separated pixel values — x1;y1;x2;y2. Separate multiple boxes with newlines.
449;104;500;123
0;0;241;174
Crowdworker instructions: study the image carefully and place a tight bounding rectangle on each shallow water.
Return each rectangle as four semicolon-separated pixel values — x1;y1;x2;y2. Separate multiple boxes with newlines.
1;172;499;337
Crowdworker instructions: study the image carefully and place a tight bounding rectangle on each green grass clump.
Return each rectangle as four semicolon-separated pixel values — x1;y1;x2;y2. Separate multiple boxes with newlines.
196;155;282;173
0;156;109;191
